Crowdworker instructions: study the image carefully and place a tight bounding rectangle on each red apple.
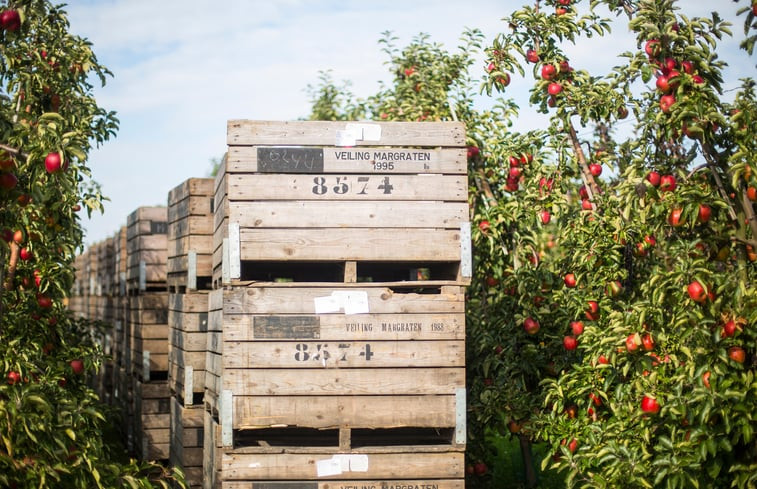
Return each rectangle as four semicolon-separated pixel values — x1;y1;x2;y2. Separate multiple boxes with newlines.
646;171;661;187
485;276;499;287
19;247;33;261
479;220;490;234
496;74;511;87
36;294;52;309
466;146;479;159
692;75;705;85
509;167;521;179
70;359;84;375
687;280;707;303
668;208;684;227
721;319;738;338
567;438;578;453
626;333;642;352
581;199;593;211
585;301;600;321
641;395;660;414
617;105;629;119
681;60;694;74
564;273;577;288
555;6;567;15
7;371;20;385
563;335;578;350
589;163;602;177
697;204;711;223
474;461;488;476
702;371;711;388
541;64;557;80
44;152;62;173
540;210;551;224
656;75;671;93
0;172;17;190
0;9;21;31
597;354;609;365
644;235;656;247
526;49;539;63
571;320;584;336
524;317;540;335
728;346;745;364
642;333;655;351
660;94;675;113
547;82;563;95
578;185;589;199
747;186;757;202
606;280;623;298
644;39;661;58
659;174;676;192
509;155;521;167
12;229;23;244
589;392;602;407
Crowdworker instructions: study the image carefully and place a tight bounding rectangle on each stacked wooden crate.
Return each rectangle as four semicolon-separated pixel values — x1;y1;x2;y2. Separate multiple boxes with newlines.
111;226;129;407
69;251;88;318
86;241;99;319
204;120;470;488
95;236;116;404
166;178;214;488
126;206;170;461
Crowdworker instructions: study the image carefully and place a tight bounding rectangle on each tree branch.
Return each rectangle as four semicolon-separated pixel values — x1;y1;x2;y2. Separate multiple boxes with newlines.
0;143;28;161
3;242;19;291
566;119;601;207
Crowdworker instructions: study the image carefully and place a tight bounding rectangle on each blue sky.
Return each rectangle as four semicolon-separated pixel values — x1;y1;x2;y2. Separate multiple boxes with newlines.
62;0;752;245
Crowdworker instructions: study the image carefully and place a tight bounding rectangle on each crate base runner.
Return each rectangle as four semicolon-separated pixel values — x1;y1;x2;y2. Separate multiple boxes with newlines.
205;410;464;489
221;481;463;489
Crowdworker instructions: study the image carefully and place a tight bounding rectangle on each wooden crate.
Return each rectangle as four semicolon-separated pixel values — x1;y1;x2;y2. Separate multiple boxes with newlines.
128;293;169;381
168;291;208;406
126;206;167;293
167;178;215;291
170;397;204;488
214;120;471;287
134;379;171;461
205;284;466;449
113;226;127;295
203;410;464;489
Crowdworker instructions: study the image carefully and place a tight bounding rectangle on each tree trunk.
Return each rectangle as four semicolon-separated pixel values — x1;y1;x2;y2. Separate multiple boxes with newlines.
519;433;538;488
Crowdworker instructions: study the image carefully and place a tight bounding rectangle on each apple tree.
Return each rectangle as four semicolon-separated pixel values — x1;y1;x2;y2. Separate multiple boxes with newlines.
473;0;757;487
0;1;184;487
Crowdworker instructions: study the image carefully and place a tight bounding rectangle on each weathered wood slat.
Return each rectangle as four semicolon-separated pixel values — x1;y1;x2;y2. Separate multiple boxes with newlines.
227;120;466;147
168;234;213;257
126;234;167;253
237;228;460;262
217;313;464;341
215;287;464;315
169;292;209;313
220;201;468;229
221;481;463;489
221;367;464;396
169;215;214;240
227;146;466;175
219;450;464;480
224;174;467;201
222;340;464;368
168;178;214;208
127;206;167;226
230;394;457;430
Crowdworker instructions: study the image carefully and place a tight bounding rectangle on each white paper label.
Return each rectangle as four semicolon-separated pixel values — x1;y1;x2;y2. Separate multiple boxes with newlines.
314;295;342;314
314;291;369;314
316;457;343;477
335;130;356;147
346;123;382;141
